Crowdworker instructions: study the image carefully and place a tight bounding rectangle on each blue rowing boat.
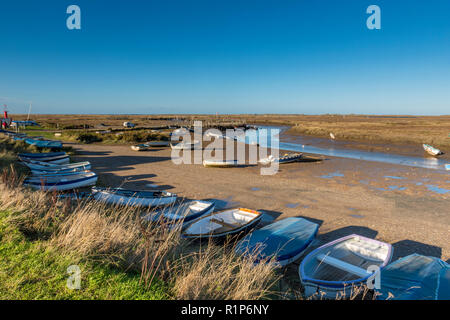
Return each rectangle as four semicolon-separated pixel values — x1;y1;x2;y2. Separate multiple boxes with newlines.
377;254;449;300
235;217;319;266
25;138;63;149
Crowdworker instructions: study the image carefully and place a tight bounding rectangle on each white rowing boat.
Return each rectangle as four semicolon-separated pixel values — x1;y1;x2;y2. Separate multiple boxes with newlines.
19;152;70;164
202;159;239;168
23;171;98;191
423;144;443;156
131;144;150;151
299;234;393;299
182;208;262;240
143;200;215;228
21;159;91;171
170;140;200;150
92;187;177;207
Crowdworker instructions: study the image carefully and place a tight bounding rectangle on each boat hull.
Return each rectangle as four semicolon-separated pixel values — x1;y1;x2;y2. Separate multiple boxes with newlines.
92;188;177;207
299;234;393;299
23;173;98;191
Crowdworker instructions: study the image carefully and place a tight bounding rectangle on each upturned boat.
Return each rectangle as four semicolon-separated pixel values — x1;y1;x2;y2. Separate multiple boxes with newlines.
23;171;98;191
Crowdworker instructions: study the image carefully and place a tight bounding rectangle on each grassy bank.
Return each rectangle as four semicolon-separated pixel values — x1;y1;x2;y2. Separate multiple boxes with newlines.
23;129;170;145
0;136;279;300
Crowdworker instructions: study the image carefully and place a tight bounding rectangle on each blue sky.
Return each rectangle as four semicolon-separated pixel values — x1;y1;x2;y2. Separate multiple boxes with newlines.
1;0;449;115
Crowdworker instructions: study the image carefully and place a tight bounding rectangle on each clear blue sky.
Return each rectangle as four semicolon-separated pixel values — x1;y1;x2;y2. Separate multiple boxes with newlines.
1;0;449;115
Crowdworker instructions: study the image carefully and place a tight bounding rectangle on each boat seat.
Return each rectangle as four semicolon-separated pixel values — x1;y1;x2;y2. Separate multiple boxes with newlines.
316;254;370;278
210;218;240;229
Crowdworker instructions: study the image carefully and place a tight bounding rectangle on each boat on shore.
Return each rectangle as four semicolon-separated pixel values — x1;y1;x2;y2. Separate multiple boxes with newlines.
92;187;177;207
23;171;98;191
170;140;201;150
182;208;262;241
22;159;90;171
146;141;170;147
131;143;150;151
235;217;319;267
143;200;215;228
18;152;70;164
259;153;303;165
376;254;449;300
423;144;443;156
202;159;240;168
299;234;393;299
24;138;63;149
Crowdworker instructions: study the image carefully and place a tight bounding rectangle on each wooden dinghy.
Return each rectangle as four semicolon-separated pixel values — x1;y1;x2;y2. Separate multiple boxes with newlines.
235;217;319;267
202;159;240;168
376;254;449;300
23;171;98;191
131;143;150;151
299;234;393;299
92;187;177;207
18;152;70;164
182;208;262;241
423;144;443;156
258;153;303;165
143;200;215;228
170;140;200;150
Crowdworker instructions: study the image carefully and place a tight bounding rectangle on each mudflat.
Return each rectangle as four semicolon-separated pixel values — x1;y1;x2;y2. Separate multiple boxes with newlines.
70;139;450;262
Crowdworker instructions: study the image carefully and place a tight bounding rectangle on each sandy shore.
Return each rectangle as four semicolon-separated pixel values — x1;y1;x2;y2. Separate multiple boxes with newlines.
70;139;449;262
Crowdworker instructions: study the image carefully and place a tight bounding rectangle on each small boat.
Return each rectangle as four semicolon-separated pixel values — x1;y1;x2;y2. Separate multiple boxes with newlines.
170;140;200;150
330;133;336;140
146;141;170;147
423;144;443;156
299;234;393;299
182;208;262;240
25;138;63;149
376;254;449;300
258;153;303;165
23;171;98;191
202;159;239;168
92;187;177;207
32;169;92;178
143;200;215;227
18;152;70;164
22;160;90;171
235;217;319;266
131;143;150;151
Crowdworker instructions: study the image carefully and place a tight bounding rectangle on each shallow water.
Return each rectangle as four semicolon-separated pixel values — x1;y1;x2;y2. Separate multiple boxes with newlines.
243;126;449;170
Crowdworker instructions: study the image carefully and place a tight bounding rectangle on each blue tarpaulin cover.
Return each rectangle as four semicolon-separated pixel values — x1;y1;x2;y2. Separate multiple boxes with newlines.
235;217;319;264
377;253;450;300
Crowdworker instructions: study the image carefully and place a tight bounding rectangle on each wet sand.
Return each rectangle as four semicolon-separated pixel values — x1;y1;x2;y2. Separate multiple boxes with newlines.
70;140;450;264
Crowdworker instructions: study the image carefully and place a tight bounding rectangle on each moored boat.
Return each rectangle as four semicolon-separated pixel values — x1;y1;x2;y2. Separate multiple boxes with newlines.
235;217;319;266
423;144;443;156
182;208;262;241
23;171;98;191
92;187;177;207
299;234;393;299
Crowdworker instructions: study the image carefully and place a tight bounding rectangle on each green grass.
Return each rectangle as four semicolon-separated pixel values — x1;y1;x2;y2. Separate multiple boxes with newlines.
0;210;169;300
